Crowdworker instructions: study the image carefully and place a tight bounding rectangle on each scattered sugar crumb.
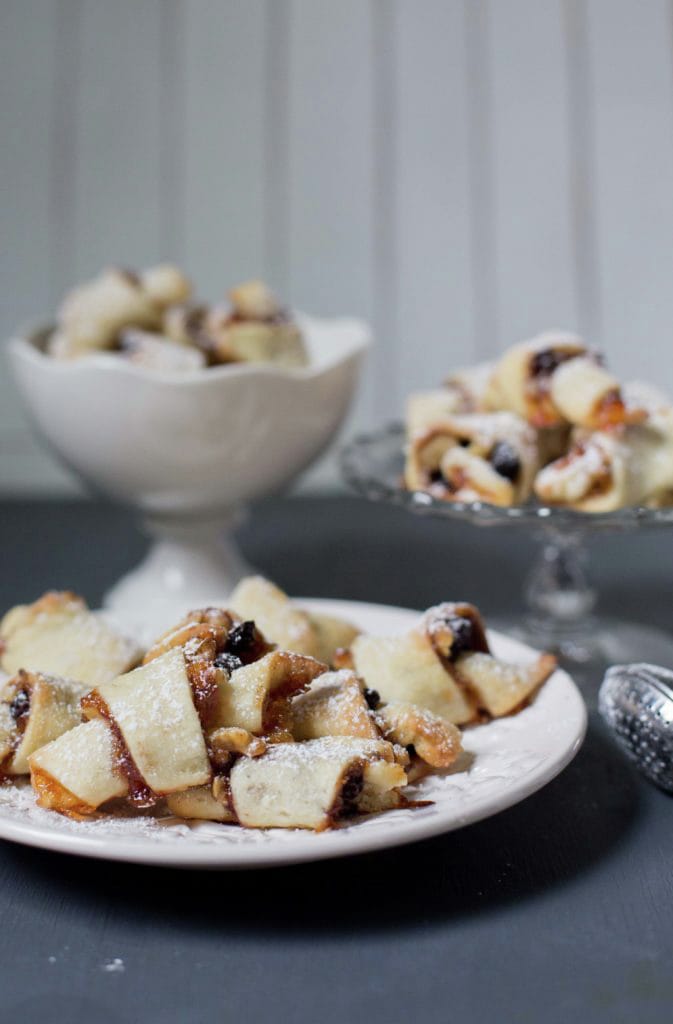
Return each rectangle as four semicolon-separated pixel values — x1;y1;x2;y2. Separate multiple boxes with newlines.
102;958;125;973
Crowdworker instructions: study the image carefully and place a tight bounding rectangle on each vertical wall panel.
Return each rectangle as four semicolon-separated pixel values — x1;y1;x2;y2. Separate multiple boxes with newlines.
393;0;475;408
464;0;497;361
286;0;374;320
588;0;673;393
158;0;186;261
286;0;375;428
0;0;78;492
490;0;578;349
0;2;55;337
49;0;81;305
563;0;601;342
182;0;267;299
73;0;163;279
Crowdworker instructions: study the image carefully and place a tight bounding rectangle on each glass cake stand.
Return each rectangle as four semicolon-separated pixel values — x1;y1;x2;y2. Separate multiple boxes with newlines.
341;422;673;690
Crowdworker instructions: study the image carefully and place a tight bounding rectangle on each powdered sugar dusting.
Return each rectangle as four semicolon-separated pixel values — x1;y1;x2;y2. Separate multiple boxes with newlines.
0;603;583;865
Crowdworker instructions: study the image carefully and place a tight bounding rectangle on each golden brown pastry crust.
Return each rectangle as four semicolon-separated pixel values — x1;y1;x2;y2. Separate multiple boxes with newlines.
454;651;557;717
404;413;539;507
291;670;380;742
0;669;88;776
0;591;141;687
375;701;463;768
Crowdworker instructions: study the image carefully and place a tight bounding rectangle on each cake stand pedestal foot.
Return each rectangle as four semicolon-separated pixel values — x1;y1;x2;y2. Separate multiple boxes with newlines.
499;528;673;704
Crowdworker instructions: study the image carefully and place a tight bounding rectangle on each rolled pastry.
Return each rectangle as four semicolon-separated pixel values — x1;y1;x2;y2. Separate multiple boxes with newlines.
291;671;463;771
549;357;642;430
228;737;408;830
406;363;495;440
444;361;495;411
28;628;326;817
162;303;209;348
453;651;557;718
484;331;587;427
81;647;211;799
405;412;539;506
291;670;381;742
144;607;328;739
422;602;556;717
196;280;307;368
142;606;241;666
0;592;141;687
336;628;476;725
165;785;236;823
338;602;555;723
139;264;192;308
118;329;206;373
229;576;360;663
0;670;88;775
143;607;273;731
229;576;320;658
534;413;673;511
30;719;128;818
374;702;463;769
49;268;163;358
215;650;327;740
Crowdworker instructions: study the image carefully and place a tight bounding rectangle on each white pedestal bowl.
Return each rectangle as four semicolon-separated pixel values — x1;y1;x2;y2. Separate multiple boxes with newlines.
8;315;369;638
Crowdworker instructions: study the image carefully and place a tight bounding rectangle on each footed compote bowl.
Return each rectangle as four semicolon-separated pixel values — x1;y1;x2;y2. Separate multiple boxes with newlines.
342;423;673;690
8;315;369;639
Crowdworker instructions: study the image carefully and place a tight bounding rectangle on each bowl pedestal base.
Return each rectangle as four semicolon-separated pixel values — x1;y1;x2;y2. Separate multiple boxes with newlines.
103;512;253;642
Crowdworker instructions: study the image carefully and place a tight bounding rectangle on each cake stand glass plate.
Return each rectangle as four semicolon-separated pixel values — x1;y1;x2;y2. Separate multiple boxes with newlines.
0;599;585;870
341;424;673;689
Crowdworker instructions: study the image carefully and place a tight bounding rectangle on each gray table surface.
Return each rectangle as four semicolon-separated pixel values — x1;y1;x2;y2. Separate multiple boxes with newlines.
0;495;671;1024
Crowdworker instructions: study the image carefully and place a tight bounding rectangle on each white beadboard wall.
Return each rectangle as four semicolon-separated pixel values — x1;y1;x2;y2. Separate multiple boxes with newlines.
2;0;673;495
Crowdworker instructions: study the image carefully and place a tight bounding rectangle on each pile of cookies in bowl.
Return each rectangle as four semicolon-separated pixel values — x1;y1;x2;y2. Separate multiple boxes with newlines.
42;265;309;373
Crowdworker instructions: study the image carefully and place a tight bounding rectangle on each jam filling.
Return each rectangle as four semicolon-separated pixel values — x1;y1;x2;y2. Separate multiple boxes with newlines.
80;691;156;808
427;605;490;663
227;309;290;326
182;617;271;733
527;349;579;427
594;389;627;429
548;442;613;500
434;467;468;496
530;348;574;378
327;765;365;824
445;616;477;658
0;677;33;776
489;441;521;482
9;688;30;723
262;676;311;742
213;651;244;674
212;771;238;820
185;660;221;733
224;620;270;665
363;688;381;711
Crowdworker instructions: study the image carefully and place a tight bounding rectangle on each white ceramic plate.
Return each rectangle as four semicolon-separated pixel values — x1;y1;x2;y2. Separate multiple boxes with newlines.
0;599;586;869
